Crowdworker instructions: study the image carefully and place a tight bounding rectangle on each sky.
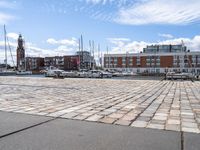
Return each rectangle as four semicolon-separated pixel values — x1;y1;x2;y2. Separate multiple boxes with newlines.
0;0;200;65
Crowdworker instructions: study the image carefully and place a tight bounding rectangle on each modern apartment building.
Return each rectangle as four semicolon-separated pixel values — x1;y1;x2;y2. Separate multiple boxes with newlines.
76;51;95;70
104;44;200;74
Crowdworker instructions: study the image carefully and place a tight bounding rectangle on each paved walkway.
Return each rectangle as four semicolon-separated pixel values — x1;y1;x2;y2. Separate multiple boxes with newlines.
1;111;200;150
0;77;200;133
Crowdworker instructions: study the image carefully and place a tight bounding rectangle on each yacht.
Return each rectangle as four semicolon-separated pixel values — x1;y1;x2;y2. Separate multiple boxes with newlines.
16;70;32;75
45;66;64;77
0;69;16;76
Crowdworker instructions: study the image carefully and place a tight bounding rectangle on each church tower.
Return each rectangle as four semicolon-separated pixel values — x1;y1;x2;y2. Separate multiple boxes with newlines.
16;34;25;70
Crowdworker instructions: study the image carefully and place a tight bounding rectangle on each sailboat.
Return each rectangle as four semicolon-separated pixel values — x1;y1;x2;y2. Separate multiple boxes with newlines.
0;25;16;76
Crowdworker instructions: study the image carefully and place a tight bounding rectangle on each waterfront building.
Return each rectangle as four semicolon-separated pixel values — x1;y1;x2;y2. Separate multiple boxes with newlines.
76;51;95;70
26;57;44;71
104;44;200;74
44;55;79;71
44;56;64;70
64;55;79;70
25;51;95;71
16;34;25;70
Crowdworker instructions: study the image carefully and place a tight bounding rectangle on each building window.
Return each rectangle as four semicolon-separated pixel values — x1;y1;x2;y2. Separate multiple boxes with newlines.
156;69;160;73
136;56;140;65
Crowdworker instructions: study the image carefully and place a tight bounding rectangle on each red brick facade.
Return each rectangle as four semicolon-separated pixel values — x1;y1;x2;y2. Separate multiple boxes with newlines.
160;56;173;68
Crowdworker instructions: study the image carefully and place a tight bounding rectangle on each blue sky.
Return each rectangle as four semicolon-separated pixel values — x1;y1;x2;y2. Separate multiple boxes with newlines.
0;0;200;64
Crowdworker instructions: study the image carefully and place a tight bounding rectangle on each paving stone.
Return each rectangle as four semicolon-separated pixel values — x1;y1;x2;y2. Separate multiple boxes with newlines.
114;120;131;126
166;124;180;131
182;122;198;128
182;127;200;133
73;115;88;120
131;121;148;128
86;114;103;122
153;115;168;121
108;113;124;119
150;119;165;125
99;117;116;124
136;116;151;122
167;119;181;125
121;115;136;121
147;124;165;130
61;113;78;119
0;77;200;133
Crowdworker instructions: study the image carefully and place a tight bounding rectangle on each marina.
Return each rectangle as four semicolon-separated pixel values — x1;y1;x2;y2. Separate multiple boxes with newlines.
1;0;200;149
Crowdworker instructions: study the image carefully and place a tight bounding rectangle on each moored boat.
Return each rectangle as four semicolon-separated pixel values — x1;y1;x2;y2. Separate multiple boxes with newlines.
16;70;32;75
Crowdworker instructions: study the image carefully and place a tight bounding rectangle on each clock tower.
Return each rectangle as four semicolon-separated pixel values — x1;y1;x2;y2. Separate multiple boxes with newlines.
16;34;25;70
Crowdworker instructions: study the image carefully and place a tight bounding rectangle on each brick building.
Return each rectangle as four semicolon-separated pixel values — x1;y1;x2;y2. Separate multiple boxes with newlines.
44;56;64;70
25;51;95;71
104;44;200;74
44;55;79;71
64;55;79;70
26;57;44;71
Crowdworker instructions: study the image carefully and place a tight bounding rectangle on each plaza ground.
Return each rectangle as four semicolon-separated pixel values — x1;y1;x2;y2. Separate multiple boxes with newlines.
0;77;199;149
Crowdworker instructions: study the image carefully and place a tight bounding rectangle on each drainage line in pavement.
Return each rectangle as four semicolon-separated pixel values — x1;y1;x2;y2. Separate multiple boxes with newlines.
181;131;184;150
0;117;57;139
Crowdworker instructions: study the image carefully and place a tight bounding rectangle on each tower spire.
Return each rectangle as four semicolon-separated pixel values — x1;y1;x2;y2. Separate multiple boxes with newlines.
16;34;25;71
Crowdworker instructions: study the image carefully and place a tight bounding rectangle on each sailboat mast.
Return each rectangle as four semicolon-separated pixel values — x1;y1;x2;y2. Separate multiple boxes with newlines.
89;40;92;70
78;38;81;70
107;46;109;69
81;35;83;69
98;44;100;67
4;25;7;70
24;40;26;71
92;40;95;70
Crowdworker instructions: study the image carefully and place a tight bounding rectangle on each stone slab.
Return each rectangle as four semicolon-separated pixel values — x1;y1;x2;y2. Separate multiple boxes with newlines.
0;111;52;137
0;118;181;150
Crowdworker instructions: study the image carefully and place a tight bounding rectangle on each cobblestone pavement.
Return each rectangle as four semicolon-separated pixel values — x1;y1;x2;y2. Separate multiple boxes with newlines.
0;77;200;133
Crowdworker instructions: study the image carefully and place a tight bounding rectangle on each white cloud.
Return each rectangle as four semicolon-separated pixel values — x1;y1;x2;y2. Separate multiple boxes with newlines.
0;36;79;64
107;38;131;51
46;38;57;44
158;33;173;39
107;38;130;42
108;35;200;54
108;38;148;53
7;33;19;40
85;0;132;8
86;0;117;5
47;38;78;47
115;0;200;25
